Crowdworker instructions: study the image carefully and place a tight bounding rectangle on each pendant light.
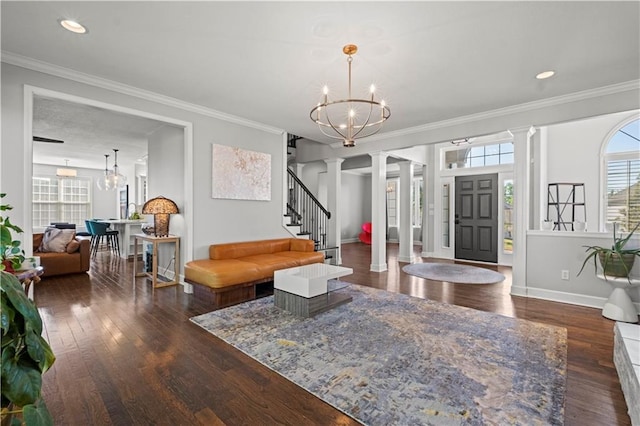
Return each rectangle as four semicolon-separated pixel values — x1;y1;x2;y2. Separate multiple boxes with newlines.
109;148;127;189
96;154;113;190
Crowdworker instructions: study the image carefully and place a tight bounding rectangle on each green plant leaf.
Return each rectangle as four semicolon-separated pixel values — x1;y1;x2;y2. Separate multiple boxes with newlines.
616;222;640;252
0;272;43;335
1;295;16;335
0;226;12;247
25;325;55;373
2;218;23;235
23;399;54;426
1;346;42;407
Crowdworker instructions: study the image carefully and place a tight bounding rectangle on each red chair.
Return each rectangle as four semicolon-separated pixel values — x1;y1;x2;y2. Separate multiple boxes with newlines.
359;222;372;244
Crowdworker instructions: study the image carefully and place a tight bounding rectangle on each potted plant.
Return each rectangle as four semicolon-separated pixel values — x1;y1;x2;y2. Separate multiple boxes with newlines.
1;193;25;273
578;222;640;280
1;271;55;425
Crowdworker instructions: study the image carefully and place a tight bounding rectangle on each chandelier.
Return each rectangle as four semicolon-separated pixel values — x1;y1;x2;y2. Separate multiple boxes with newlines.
96;149;127;190
310;44;390;147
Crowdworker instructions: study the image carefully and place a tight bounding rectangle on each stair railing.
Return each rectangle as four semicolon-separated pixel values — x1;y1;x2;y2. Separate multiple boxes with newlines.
286;169;331;250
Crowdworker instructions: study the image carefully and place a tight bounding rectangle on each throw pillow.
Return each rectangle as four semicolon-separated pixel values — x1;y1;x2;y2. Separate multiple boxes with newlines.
66;240;81;254
39;227;75;253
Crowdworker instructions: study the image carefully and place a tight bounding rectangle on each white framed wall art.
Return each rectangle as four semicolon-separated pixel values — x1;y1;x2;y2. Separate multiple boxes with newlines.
211;144;271;201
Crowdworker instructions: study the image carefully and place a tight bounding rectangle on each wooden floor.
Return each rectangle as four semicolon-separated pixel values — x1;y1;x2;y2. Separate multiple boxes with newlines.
34;243;631;425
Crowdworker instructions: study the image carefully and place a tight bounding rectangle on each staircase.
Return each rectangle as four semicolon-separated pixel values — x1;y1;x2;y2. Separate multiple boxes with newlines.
284;169;335;260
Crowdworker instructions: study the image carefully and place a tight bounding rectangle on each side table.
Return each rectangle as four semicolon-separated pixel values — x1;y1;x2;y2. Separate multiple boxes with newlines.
597;274;640;323
133;234;180;288
13;266;44;295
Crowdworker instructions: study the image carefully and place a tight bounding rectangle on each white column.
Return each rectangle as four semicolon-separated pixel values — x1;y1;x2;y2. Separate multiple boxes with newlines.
370;152;388;272
324;158;344;265
511;126;536;297
398;161;415;263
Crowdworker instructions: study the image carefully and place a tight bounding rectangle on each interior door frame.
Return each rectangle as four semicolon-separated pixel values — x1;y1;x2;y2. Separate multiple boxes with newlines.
23;85;194;267
434;143;514;265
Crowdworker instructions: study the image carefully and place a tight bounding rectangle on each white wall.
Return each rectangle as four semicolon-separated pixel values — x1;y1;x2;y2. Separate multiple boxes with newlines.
545;110;639;232
147;125;185;277
1;63;287;263
299;163;372;243
527;232;640;306
526;110;640;309
341;173;371;242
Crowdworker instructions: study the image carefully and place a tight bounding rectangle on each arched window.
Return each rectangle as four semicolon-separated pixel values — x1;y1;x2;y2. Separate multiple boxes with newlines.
604;118;640;231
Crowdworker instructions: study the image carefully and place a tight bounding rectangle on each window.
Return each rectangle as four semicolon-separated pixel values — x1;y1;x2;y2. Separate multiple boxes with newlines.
503;179;513;254
604;119;640;231
386;180;398;227
32;176;91;228
442;183;450;248
412;177;423;227
444;142;514;170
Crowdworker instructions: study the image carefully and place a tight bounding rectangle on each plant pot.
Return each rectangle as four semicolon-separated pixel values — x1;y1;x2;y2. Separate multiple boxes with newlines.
1;259;15;273
599;252;636;278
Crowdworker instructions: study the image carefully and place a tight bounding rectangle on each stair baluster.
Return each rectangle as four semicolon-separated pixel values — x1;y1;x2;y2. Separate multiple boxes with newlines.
285;169;331;252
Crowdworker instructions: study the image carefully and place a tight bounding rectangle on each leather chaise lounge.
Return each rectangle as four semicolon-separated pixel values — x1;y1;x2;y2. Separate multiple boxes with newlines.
184;238;324;308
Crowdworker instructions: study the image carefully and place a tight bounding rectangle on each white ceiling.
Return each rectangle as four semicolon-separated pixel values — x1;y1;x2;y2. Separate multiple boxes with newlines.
2;1;639;166
33;96;166;169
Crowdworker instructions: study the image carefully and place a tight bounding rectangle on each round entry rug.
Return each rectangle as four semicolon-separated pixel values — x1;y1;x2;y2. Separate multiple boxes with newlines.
402;263;505;284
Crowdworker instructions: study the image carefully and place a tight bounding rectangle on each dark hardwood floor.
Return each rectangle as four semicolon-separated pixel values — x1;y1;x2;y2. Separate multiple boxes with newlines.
34;243;631;425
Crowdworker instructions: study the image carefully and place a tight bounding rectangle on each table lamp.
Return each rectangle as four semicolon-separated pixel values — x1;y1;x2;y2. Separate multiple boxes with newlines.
141;196;179;237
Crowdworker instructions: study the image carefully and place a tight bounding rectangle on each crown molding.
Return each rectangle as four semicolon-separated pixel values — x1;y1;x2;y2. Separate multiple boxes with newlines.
1;51;284;135
330;79;640;148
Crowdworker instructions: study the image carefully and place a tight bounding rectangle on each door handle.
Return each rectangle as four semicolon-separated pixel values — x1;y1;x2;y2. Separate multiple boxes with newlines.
455;220;460;225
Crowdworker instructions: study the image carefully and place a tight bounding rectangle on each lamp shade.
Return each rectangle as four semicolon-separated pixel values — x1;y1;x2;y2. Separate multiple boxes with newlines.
142;196;179;237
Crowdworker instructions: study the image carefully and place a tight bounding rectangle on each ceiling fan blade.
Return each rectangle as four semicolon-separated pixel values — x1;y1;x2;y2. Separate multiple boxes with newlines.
33;136;64;143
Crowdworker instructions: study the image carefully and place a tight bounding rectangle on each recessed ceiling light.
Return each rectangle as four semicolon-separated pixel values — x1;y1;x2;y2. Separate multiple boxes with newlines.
59;19;87;34
536;70;555;80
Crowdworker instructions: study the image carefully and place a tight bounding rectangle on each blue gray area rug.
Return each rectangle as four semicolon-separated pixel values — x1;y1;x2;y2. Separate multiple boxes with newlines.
191;284;566;425
403;262;506;284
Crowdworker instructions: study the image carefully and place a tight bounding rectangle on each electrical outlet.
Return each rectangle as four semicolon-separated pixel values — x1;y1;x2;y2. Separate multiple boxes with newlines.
561;270;569;280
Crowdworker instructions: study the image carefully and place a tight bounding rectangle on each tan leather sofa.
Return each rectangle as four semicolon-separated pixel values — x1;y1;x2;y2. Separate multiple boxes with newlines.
33;233;91;277
185;238;324;308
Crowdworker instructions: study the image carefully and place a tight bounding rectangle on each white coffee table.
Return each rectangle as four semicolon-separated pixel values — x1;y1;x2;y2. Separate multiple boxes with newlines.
274;263;353;317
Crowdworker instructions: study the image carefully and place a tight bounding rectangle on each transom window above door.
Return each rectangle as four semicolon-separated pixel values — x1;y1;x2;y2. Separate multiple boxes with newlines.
443;142;514;170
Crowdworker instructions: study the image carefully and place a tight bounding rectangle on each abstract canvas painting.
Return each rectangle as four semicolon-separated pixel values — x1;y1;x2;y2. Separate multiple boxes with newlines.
211;144;271;200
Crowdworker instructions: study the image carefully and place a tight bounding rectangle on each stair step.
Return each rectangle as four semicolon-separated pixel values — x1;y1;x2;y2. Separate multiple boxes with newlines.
286;223;301;227
297;232;311;236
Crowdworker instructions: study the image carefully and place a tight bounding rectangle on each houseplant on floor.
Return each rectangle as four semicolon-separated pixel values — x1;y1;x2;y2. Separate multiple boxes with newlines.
1;271;55;425
578;222;640;280
1;194;25;273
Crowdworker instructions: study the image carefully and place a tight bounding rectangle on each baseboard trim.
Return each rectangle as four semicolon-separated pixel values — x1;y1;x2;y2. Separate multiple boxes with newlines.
421;251;434;258
341;238;359;244
398;256;415;264
526;286;640;312
370;263;388;272
510;285;528;297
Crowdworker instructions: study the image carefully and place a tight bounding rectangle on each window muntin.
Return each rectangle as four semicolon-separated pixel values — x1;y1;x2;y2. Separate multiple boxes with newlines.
412;177;423;227
442;183;450;248
604;119;640;231
386;180;398;227
503;179;513;254
444;142;514;170
32;176;92;228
